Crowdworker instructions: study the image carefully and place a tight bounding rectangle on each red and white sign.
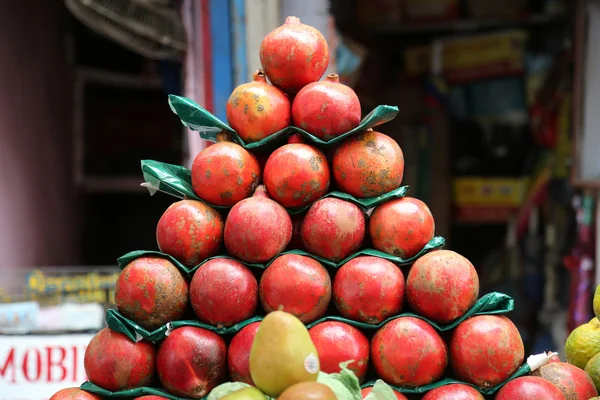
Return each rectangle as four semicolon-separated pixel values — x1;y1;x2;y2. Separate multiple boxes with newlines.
0;334;94;400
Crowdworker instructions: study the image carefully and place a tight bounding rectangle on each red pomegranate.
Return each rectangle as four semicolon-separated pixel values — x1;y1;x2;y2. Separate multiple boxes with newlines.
371;317;448;387
224;185;292;263
548;352;562;363
495;376;566;400
332;130;404;197
228;322;261;385
157;326;227;398
84;328;155;391
361;387;408;400
259;254;331;323
49;388;102;400
156;200;223;266
115;257;189;330
292;74;361;141
421;384;484;400
450;315;524;388
286;212;305;250
260;16;329;94
301;198;365;262
333;256;404;324
309;321;370;382
369;197;434;259
532;362;598;400
263;134;330;208
406;250;478;324
191;132;261;207
226;70;291;143
190;258;258;327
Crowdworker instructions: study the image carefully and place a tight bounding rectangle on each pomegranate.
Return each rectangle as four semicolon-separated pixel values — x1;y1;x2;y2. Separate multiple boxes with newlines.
361;387;408;400
190;258;258;327
228;322;261;385
292;74;361;141
421;384;484;400
259;254;331;323
157;326;227;398
309;321;369;382
115;257;188;331
301;198;365;262
260;16;329;94
333;256;404;324
286;212;305;250
495;376;566;400
191;132;261;207
371;317;448;387
450;315;524;387
532;362;598;400
548;352;562;363
226;70;290;143
84;328;155;391
224;185;292;263
369;197;434;259
263;134;330;208
156;200;223;266
406;250;478;324
49;388;102;400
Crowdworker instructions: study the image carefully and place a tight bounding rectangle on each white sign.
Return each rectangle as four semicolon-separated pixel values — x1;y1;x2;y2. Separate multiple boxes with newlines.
0;334;94;400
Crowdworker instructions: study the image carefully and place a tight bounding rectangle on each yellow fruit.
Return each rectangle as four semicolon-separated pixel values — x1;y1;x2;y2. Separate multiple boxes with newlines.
278;382;336;400
220;387;267;400
249;311;320;397
587;352;600;392
594;285;600;319
565;321;600;369
592;317;600;328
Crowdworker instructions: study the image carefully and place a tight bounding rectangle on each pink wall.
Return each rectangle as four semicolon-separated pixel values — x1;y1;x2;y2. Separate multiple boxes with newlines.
0;2;77;293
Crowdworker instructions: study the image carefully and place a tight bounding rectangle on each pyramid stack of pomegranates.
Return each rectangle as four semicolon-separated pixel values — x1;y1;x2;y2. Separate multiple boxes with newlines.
52;16;577;400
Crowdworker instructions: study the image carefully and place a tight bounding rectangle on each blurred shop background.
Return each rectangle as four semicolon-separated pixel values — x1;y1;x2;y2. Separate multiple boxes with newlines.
1;0;600;397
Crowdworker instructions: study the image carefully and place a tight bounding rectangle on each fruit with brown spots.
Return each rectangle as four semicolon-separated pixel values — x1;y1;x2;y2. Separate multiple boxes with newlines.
226;70;291;143
156;326;227;399
191;132;261;207
263;134;330;208
156;199;223;266
360;387;408;400
333;256;404;324
49;388;103;400
406;250;478;324
84;328;155;391
532;361;598;400
309;321;370;382
369;196;434;259
450;315;524;388
495;376;565;400
190;258;258;327
259;254;331;323
422;384;484;399
371;317;448;387
228;322;261;385
224;185;292;263
115;257;189;330
292;74;361;141
301;198;365;262
333;130;404;198
260;16;329;94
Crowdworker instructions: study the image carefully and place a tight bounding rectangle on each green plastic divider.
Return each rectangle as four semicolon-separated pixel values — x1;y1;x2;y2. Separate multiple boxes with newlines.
80;382;183;400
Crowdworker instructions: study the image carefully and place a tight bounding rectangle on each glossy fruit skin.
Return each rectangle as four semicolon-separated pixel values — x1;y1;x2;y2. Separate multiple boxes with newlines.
191;133;261;207
190;258;258;327
301;198;365;262
369;197;434;259
263;138;330;208
115;257;189;331
406;250;479;324
333;130;404;197
286;212;305;250
156;200;223;266
279;382;336;400
371;317;448;387
260;254;331;323
260;16;329;94
333;256;404;324
49;388;102;400
157;326;227;399
421;384;484;400
532;362;598;400
360;388;408;400
292;74;360;140
228;322;261;385
226;70;291;143
495;376;565;400
84;328;155;391
450;315;524;388
224;186;292;263
309;321;370;382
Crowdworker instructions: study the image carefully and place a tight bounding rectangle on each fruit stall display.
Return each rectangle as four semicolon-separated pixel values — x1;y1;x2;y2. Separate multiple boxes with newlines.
48;16;599;400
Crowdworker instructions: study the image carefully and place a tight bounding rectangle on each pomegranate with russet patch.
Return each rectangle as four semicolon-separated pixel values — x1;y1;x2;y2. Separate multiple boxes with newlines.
532;361;598;400
495;376;566;400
